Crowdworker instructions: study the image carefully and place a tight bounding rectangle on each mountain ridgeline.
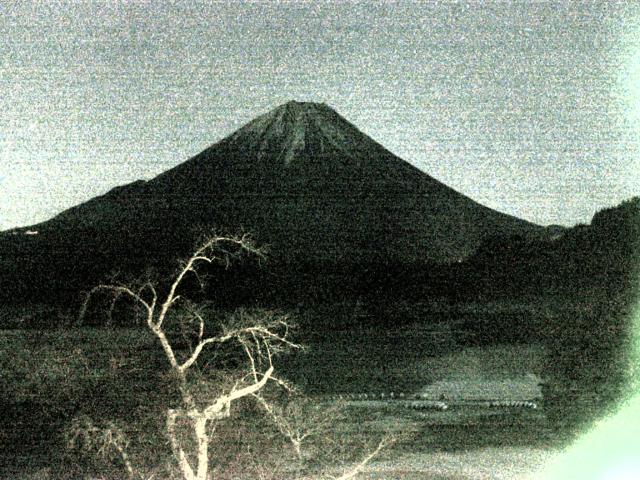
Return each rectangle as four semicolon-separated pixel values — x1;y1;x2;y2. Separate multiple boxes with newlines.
465;196;640;297
2;101;633;306
1;101;542;302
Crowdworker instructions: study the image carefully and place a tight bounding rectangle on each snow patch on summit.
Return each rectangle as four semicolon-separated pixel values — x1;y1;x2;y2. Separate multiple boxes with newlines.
313;115;357;161
281;116;307;166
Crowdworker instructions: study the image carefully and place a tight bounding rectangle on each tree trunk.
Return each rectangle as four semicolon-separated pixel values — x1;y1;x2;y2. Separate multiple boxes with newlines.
194;415;209;480
167;409;197;480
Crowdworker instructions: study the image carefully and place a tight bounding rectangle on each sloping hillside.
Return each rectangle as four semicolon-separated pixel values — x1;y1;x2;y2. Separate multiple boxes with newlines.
1;101;544;301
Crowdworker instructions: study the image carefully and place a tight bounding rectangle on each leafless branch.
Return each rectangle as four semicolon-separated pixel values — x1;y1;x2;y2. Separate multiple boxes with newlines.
67;416;137;480
331;436;393;480
203;365;275;421
240;338;258;382
79;284;153;325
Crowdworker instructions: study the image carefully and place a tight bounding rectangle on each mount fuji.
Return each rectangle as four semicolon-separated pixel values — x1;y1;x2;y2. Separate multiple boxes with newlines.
2;101;545;300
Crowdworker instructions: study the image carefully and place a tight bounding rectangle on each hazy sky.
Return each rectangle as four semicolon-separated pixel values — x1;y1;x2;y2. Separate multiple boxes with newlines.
1;0;639;230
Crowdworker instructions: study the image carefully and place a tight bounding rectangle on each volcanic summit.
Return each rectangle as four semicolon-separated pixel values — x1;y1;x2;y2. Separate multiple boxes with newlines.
1;101;543;298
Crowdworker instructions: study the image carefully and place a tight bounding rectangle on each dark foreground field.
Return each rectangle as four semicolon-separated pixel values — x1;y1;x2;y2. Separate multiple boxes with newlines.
1;285;635;480
0;314;567;480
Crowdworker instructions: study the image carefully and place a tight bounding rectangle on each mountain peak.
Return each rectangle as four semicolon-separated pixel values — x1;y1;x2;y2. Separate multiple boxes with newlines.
280;99;330;111
226;100;346;166
258;100;335;122
265;100;336;129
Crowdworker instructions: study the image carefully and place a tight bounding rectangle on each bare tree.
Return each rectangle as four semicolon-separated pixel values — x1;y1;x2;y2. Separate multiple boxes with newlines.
254;394;393;480
80;235;390;480
67;416;136;480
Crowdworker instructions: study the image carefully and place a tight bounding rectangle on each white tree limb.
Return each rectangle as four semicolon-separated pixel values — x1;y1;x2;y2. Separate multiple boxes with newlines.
203;365;274;420
332;436;392;480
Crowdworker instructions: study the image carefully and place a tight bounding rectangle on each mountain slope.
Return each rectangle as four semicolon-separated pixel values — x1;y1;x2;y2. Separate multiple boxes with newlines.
1;101;544;299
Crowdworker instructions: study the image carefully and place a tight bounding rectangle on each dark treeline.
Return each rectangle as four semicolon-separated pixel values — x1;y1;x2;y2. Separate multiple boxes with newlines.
1;198;638;323
464;197;640;298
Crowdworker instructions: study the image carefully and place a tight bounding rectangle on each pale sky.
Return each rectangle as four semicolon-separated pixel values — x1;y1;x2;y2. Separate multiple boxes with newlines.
1;0;639;230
